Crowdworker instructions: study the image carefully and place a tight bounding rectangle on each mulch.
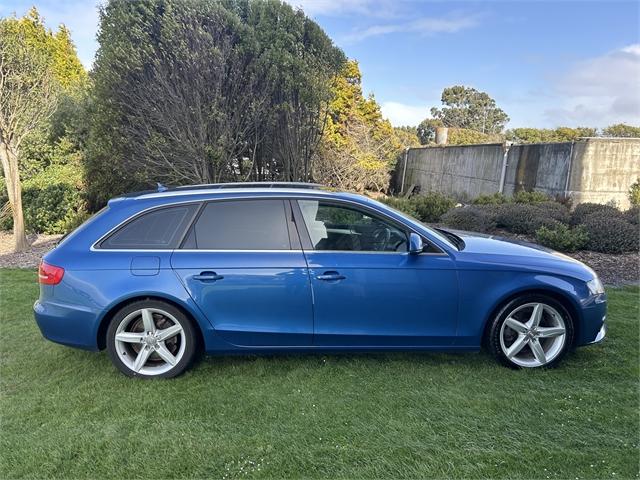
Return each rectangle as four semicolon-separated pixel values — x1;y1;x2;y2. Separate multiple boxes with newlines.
0;231;637;286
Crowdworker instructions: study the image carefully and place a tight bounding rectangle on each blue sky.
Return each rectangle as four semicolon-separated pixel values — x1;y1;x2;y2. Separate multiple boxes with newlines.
2;0;639;128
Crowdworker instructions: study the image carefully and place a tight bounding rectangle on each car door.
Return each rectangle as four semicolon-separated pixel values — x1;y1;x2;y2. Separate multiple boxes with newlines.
294;199;458;347
171;198;313;347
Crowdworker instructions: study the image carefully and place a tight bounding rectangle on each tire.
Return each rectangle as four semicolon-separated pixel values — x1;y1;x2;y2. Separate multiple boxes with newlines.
487;294;574;369
106;299;198;378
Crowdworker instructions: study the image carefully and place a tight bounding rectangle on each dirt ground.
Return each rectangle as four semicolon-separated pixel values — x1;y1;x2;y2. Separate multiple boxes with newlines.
0;231;638;286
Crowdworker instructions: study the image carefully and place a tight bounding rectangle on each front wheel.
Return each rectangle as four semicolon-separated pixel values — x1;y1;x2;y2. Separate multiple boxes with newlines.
487;294;574;369
106;300;198;378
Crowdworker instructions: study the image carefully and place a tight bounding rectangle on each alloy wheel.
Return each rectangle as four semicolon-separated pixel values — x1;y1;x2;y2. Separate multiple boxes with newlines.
114;308;186;376
499;302;567;367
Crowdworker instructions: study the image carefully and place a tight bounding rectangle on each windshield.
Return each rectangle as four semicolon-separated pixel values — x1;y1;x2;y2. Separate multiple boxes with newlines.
366;198;459;250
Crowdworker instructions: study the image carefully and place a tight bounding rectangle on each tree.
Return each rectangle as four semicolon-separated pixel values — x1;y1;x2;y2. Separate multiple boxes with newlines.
505;127;597;143
313;60;402;192
602;124;640;138
0;12;57;251
429;85;509;134
394;126;421;148
87;0;344;206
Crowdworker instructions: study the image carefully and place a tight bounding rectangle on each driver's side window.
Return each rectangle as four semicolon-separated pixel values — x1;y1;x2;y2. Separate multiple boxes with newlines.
298;200;407;252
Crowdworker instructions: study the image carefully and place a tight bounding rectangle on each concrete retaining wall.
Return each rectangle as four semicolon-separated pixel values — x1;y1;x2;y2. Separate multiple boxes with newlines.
396;137;640;209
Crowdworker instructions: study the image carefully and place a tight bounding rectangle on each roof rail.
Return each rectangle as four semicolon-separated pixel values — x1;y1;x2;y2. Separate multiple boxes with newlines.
166;181;323;192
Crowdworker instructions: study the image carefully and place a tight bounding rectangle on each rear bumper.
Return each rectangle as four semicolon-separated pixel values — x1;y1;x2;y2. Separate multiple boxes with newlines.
34;300;100;351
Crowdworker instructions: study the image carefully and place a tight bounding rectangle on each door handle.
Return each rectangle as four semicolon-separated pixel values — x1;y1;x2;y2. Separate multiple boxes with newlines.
193;271;224;282
316;271;346;281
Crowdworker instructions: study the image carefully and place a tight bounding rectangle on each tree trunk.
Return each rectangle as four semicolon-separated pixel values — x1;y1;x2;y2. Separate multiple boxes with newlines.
0;141;29;252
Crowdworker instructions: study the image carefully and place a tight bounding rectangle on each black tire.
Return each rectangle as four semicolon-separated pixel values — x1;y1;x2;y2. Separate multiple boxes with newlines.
487;294;574;369
106;299;198;378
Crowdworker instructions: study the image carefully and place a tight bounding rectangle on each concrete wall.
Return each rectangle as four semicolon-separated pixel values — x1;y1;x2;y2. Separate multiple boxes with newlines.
396;137;640;208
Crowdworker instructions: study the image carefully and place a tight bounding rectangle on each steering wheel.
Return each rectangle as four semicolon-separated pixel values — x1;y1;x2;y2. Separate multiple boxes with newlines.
372;226;391;251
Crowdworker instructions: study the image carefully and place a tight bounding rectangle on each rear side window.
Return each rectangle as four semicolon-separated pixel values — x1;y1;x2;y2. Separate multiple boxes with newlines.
186;200;290;250
100;204;198;249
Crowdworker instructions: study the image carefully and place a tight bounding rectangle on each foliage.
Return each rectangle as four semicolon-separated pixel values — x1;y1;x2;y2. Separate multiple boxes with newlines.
313;60;403;192
512;190;551;204
494;203;567;235
628;179;640;206
535;224;588;252
416;118;443;145
505;127;596;143
582;212;639;253
624;206;639;225
411;193;455;222
446;128;502;145
393;126;421;148
429;86;509;135
87;0;345;206
570;203;622;226
0;8;87;240
472;192;509;205
440;207;497;233
380;192;454;223
602;124;640;138
379;196;419;219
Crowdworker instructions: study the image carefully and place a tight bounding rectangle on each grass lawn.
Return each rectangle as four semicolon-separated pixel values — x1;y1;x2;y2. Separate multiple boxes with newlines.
1;268;638;479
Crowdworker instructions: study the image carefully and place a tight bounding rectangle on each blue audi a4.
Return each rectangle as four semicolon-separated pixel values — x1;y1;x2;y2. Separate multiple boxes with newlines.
34;183;607;378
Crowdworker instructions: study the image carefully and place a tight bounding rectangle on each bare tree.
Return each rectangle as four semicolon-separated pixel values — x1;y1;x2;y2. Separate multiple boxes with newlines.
0;21;59;252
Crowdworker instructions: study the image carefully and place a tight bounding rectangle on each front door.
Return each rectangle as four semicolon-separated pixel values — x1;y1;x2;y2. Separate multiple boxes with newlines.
171;199;313;347
294;199;458;347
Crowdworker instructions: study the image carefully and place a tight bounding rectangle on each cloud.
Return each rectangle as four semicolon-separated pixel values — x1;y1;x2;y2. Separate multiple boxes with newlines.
284;0;400;18
380;102;429;127
544;44;640;127
342;13;480;43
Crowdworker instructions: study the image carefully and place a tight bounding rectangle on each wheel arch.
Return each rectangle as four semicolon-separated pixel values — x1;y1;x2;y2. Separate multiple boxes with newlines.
480;286;582;348
96;295;205;352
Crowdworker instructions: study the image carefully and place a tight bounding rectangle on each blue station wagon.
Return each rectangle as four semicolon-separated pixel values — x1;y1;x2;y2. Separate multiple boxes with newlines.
34;183;607;378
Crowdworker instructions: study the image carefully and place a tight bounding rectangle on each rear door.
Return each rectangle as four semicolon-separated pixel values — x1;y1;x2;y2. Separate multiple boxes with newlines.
171;198;313;347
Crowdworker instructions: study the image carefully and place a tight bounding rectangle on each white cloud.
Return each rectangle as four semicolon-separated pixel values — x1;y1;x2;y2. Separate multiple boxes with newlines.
284;0;399;18
343;14;480;43
544;44;640;127
380;102;429;127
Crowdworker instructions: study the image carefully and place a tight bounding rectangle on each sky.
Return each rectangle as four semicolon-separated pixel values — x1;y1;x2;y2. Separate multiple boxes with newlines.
2;0;639;129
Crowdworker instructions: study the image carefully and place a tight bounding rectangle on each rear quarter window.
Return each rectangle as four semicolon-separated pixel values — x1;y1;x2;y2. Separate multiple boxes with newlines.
99;204;199;249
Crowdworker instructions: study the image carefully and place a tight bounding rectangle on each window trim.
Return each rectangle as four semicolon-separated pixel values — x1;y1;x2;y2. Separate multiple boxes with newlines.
291;198;445;255
93;202;203;251
178;198;298;251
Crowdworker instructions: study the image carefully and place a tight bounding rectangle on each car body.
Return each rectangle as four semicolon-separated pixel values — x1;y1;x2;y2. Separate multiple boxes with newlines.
34;183;607;377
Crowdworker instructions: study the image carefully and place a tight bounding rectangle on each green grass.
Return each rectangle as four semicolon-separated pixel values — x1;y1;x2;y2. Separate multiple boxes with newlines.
1;268;638;479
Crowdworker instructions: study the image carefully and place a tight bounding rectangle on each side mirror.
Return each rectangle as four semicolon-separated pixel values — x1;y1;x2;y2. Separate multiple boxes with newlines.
409;232;424;254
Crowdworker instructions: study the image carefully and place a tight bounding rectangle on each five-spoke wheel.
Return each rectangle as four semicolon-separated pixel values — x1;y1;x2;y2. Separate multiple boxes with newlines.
106;300;198;378
488;294;574;368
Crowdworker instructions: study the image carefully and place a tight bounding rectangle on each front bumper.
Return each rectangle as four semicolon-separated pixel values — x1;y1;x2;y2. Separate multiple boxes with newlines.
587;320;607;345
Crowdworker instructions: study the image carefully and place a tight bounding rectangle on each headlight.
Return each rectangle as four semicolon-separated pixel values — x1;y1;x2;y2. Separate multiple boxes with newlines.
587;277;605;296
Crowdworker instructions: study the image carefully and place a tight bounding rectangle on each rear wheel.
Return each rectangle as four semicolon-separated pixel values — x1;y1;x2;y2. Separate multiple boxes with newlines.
487;294;574;369
106;300;198;378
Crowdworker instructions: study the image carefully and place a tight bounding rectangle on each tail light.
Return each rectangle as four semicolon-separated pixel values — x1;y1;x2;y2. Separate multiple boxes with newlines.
38;261;64;285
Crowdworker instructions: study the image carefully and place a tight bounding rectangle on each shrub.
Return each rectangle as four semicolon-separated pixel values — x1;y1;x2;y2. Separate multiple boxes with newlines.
582;212;639;253
629;179;640;207
381;193;454;223
495;203;567;235
472;192;508;205
512;190;551;204
411;193;455;222
440;207;497;233
571;203;622;225
535;224;588;252
380;197;419;219
624;206;639;225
